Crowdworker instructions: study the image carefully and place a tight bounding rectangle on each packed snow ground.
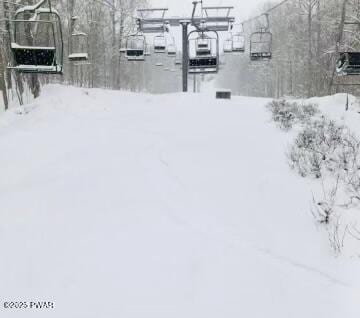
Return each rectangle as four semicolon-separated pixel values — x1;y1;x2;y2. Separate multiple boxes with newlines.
0;85;360;318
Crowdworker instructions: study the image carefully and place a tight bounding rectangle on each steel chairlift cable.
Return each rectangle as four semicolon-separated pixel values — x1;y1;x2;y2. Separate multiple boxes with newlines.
240;0;291;26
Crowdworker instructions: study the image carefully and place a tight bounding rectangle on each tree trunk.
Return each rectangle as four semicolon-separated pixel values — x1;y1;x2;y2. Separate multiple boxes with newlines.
307;2;313;98
111;0;117;89
68;0;76;85
118;13;125;90
0;48;9;110
25;0;41;98
328;0;348;94
3;0;12;91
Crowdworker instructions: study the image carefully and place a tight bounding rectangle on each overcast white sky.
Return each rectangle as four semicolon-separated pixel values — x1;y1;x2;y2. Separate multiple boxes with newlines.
149;0;268;21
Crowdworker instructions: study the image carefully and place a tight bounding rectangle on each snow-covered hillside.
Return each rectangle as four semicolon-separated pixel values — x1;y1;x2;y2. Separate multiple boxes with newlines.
311;93;360;138
0;85;360;318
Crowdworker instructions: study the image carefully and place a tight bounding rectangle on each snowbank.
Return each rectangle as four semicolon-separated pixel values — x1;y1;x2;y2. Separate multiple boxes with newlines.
309;94;360;138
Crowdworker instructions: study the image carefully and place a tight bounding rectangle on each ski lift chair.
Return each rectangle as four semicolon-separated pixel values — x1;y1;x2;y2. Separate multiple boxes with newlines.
196;37;212;56
154;34;166;53
167;43;177;57
9;1;64;74
126;34;146;61
68;32;89;62
336;52;360;76
223;38;233;53
232;33;245;53
188;31;219;74
144;43;151;56
250;31;272;61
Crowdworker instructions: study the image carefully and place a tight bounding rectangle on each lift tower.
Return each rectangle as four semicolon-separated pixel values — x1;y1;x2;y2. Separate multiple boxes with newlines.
137;1;235;92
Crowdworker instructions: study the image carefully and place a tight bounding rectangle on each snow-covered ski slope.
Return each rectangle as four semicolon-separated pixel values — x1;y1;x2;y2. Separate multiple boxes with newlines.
0;85;359;318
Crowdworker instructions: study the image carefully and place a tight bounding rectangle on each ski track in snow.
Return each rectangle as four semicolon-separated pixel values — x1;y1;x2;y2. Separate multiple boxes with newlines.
143;142;351;289
0;85;360;318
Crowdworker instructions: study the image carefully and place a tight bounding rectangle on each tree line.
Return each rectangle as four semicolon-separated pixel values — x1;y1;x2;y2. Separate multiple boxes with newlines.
218;0;360;98
1;0;359;109
0;0;148;110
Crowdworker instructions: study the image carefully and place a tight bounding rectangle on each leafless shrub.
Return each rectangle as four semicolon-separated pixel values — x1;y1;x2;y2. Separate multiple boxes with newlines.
288;118;345;178
327;217;348;255
347;224;360;241
266;100;319;131
268;99;360;254
310;176;340;224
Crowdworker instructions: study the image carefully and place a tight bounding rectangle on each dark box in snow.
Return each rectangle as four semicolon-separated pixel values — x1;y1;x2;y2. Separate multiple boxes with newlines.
216;90;231;100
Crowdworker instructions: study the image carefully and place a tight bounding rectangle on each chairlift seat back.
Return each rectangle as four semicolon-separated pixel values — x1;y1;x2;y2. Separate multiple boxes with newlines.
233;46;245;53
189;56;218;74
189;57;217;67
154;46;166;53
337;52;360;75
196;50;212;56
68;52;88;62
250;52;272;61
126;49;145;61
12;45;55;66
198;43;209;49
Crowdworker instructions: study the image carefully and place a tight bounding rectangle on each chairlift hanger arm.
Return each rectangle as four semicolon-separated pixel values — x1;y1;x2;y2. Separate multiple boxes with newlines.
265;13;270;30
191;1;204;32
191;1;202;21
